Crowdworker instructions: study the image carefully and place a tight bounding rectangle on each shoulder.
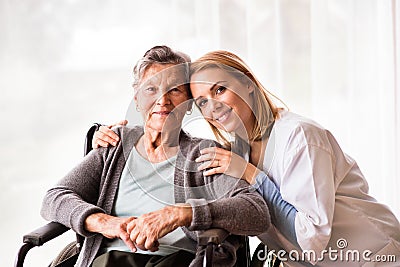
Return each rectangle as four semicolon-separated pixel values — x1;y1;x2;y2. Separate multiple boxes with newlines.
274;111;333;153
179;130;222;149
113;125;143;136
112;125;143;145
91;125;143;160
178;130;222;160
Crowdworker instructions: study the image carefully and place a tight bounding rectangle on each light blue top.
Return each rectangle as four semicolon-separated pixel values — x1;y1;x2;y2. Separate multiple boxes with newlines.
233;128;298;246
101;146;196;255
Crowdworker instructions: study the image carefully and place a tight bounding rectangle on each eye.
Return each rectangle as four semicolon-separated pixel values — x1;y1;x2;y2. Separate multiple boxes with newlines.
169;87;181;95
215;86;226;95
196;98;208;108
145;87;156;93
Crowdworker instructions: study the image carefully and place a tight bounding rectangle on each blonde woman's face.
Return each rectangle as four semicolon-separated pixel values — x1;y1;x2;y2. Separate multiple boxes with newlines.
190;67;255;136
135;64;190;132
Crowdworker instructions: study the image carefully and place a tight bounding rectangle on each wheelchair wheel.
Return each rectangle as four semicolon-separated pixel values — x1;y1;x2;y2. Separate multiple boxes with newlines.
49;241;79;267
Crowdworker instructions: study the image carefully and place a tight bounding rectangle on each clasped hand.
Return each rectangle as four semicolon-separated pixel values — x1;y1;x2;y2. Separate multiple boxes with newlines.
87;205;192;253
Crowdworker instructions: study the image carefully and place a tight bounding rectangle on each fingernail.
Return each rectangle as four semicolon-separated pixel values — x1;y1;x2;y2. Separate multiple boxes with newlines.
112;142;117;146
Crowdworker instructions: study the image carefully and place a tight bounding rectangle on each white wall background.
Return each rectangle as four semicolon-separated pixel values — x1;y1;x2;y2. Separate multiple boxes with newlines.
1;0;399;266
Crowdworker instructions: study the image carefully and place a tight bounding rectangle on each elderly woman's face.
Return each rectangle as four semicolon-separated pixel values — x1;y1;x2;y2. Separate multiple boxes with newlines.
135;64;190;132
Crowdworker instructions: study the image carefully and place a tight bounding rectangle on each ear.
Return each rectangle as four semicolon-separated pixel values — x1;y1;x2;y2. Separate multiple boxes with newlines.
248;83;255;94
186;99;194;111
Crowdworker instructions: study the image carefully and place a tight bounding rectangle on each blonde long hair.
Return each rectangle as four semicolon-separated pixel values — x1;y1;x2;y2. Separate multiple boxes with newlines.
190;51;282;147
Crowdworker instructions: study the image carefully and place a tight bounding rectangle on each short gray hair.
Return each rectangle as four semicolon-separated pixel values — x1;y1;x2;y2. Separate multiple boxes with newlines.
132;45;191;90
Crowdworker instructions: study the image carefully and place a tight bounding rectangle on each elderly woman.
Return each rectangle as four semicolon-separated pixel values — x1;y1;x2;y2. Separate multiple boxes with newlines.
40;46;269;267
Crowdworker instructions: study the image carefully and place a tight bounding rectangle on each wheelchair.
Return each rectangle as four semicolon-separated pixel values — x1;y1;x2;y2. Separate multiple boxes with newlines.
15;124;280;267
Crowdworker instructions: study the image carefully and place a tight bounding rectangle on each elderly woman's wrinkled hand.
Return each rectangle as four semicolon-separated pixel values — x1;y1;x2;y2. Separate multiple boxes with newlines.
84;213;137;252
126;205;193;251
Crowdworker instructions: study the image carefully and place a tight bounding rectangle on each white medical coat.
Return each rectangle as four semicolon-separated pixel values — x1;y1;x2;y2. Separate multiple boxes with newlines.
247;111;400;266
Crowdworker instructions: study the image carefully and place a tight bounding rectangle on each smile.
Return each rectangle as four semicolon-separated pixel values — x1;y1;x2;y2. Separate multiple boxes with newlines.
215;108;232;123
152;111;171;116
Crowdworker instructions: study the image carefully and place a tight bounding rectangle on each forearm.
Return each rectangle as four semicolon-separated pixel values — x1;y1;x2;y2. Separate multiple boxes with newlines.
209;195;269;235
174;204;193;227
187;179;270;235
84;212;110;234
243;162;261;184
41;188;105;236
253;172;299;246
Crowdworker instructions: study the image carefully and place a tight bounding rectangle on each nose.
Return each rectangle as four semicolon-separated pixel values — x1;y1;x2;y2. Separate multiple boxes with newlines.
209;98;223;112
156;92;171;106
202;98;223;117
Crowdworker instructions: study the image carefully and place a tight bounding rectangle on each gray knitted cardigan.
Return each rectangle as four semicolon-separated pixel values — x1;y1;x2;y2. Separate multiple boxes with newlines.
41;126;270;267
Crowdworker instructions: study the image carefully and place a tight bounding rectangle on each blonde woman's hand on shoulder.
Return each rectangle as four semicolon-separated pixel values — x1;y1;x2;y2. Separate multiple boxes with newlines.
92;120;127;149
196;147;260;184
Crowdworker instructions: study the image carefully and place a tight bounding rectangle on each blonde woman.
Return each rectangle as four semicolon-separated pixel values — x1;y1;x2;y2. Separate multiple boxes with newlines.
96;50;400;266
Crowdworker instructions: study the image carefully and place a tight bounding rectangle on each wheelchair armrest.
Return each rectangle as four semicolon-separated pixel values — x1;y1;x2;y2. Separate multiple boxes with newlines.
15;222;70;267
198;228;230;246
23;222;70;246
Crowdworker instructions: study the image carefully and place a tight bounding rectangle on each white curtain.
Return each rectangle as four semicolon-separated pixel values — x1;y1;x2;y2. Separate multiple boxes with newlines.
189;0;400;216
1;1;399;266
308;0;399;218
